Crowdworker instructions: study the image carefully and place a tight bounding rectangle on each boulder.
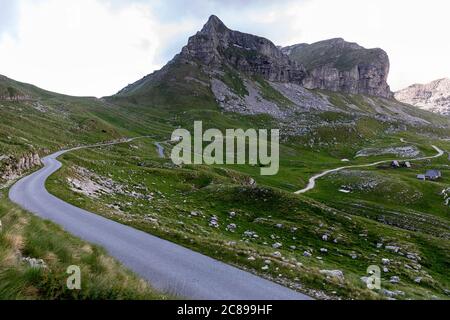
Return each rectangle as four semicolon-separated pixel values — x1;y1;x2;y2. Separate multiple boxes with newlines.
320;270;345;281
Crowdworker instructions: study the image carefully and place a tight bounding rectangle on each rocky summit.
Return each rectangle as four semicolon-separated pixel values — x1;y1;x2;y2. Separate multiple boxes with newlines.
282;38;392;98
118;16;393;104
181;15;307;84
395;78;450;115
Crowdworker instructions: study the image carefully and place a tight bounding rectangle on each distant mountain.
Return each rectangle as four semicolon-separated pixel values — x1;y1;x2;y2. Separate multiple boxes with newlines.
117;15;307;97
395;78;450;115
113;15;442;129
119;17;391;99
281;38;392;98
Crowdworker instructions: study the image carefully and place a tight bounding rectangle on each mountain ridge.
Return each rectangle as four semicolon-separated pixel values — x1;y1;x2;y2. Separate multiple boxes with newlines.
281;38;392;98
117;16;391;100
395;78;450;115
112;15;445;130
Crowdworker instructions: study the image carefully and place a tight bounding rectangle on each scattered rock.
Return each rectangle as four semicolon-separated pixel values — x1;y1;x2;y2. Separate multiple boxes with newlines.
406;252;420;261
243;230;258;238
320;270;344;281
360;277;370;286
356;146;420;158
272;242;282;249
272;251;282;258
381;289;404;298
390;276;400;284
385;245;400;253
22;257;47;269
209;216;219;228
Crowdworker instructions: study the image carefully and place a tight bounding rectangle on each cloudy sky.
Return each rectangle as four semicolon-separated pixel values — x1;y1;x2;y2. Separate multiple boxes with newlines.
0;0;448;97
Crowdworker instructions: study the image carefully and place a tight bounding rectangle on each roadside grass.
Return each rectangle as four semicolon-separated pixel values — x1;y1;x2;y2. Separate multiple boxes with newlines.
0;192;167;300
46;139;450;299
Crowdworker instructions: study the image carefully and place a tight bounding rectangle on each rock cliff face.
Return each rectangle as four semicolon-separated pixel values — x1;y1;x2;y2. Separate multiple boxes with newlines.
0;75;31;101
118;16;393;100
395;78;450;115
1;153;42;181
282;38;392;98
0;86;30;101
181;15;307;84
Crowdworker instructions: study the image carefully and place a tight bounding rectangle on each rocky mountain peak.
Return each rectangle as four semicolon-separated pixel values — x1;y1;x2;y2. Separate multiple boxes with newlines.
118;16;393;100
200;15;228;35
395;78;450;115
180;16;307;83
282;38;392;98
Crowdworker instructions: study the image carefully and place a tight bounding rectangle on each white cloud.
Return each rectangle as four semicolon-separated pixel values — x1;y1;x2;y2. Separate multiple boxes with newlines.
0;0;448;96
228;0;450;91
0;0;164;97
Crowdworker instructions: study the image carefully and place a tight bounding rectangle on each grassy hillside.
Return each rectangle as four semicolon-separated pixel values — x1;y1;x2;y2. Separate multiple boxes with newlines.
0;189;166;300
0;76;171;300
1;68;450;300
45;133;449;299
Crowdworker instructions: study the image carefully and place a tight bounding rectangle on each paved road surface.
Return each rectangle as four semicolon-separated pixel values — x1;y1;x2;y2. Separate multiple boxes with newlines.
154;142;165;158
9;139;311;300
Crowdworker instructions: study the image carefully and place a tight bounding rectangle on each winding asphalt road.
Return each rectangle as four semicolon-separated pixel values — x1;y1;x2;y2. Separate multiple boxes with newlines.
9;138;310;300
295;145;444;194
154;142;165;158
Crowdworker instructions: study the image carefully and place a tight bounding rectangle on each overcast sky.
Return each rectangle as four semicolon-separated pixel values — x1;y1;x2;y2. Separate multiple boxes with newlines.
0;0;448;97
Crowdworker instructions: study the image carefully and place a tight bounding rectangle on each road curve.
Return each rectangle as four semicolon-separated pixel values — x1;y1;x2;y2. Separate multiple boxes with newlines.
154;142;165;158
9;138;310;300
295;145;444;194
